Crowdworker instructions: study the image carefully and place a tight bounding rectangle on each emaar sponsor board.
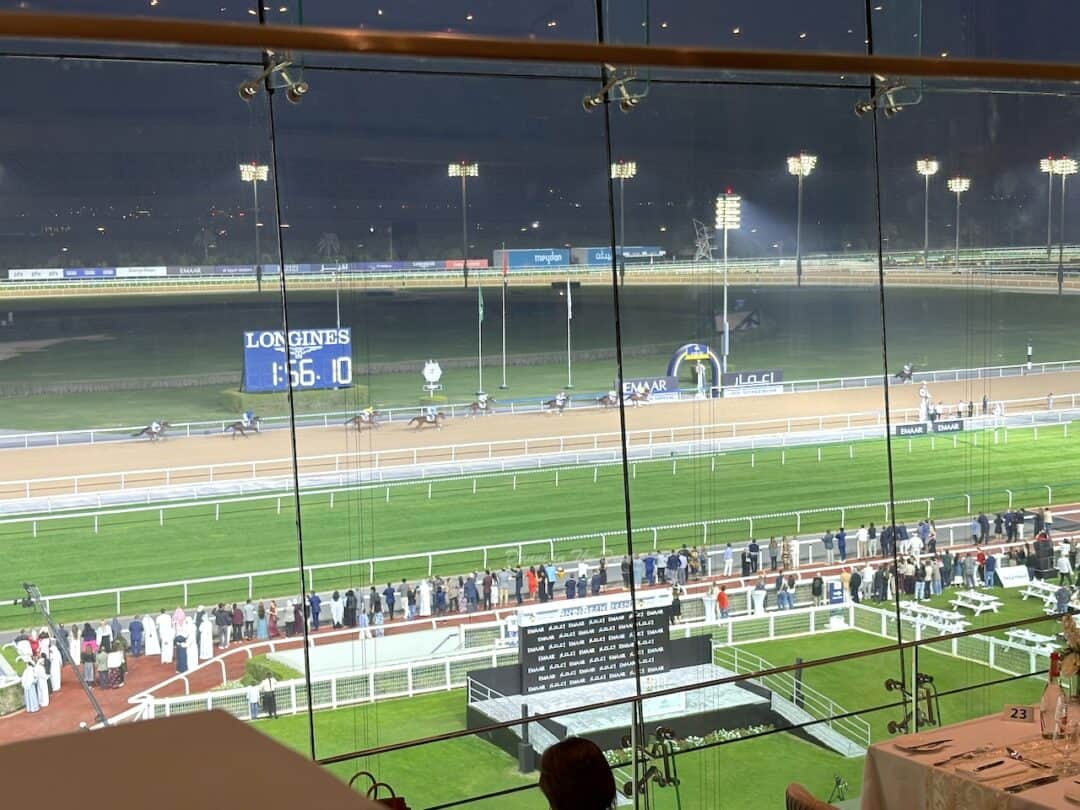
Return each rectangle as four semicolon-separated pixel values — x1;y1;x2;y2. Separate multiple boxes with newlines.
620;375;681;400
570;246;666;265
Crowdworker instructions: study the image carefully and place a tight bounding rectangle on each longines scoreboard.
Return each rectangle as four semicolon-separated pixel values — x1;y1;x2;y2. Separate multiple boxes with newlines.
518;604;671;694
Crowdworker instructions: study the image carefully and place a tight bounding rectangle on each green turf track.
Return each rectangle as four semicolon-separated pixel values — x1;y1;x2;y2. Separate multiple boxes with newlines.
2;285;1076;429
1;425;1075;628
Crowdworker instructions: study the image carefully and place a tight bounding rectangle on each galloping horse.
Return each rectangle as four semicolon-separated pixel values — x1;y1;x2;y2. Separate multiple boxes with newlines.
597;391;619;408
467;398;496;417
893;363;915;383
543;393;569;415
624;389;651;407
408;411;445;430
133;420;171;441
344;410;381;431
224;415;262;438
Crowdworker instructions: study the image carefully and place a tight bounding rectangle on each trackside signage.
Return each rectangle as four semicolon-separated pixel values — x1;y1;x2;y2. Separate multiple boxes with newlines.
895;423;928;436
933;419;964;433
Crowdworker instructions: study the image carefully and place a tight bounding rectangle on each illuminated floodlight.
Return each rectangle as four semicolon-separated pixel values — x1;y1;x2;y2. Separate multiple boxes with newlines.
714;193;742;231
239;163;269;182
448;161;479;177
1054;158;1078;177
786;153;817;177
610;160;637;180
916;158;939;177
947;176;971;193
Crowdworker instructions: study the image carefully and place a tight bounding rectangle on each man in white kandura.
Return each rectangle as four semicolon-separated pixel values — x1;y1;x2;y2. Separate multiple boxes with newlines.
159;617;175;666
199;613;214;661
418;579;432;617
143;614;160;657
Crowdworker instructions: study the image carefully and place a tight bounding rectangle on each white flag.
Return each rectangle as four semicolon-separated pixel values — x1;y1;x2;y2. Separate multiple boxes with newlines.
566;280;572;320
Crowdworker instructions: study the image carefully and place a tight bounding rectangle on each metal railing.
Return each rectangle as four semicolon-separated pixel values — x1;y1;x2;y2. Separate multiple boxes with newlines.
713;644;871;749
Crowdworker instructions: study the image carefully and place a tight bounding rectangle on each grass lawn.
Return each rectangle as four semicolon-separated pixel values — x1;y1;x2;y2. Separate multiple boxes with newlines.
2;427;1076;628
1;285;1076;429
741;626;1046;743
257;687;866;809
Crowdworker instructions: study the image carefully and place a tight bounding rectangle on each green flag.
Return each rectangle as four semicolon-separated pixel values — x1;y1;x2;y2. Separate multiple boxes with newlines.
478;286;484;322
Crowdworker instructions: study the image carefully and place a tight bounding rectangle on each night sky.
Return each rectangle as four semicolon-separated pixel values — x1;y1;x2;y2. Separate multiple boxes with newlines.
2;0;1080;266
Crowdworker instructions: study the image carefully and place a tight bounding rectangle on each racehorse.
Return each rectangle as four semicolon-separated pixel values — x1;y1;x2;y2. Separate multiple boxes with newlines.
893;364;915;382
224;416;262;438
467;398;496;417
543;394;569;415
625;389;651;407
344;410;381;431
408;411;446;430
132;421;171;441
597;392;619;408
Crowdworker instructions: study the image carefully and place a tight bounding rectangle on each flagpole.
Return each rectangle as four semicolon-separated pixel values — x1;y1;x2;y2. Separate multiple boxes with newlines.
500;259;508;389
565;279;573;389
477;285;484;395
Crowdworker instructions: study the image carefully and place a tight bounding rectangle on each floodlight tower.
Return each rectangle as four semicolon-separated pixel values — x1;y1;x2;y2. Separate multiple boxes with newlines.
611;160;637;284
786;153;817;287
915;159;939;269
946;176;971;273
1041;156;1057;260
239;162;269;291
714;192;741;374
448;161;479;288
1054;157;1078;294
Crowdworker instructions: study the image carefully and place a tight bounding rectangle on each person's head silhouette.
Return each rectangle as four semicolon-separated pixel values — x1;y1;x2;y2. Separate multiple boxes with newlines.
539;737;616;810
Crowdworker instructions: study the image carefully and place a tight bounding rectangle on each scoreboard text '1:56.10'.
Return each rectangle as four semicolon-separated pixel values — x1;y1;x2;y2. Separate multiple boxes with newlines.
242;328;353;393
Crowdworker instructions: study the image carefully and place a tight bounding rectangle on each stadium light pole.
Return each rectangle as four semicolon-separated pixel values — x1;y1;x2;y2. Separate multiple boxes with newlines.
786;153;817;287
946;176;971;273
611;160;637;285
1054;157;1077;295
915;159;939;270
715;191;742;375
448;161;479;289
239;163;269;292
1041;156;1056;261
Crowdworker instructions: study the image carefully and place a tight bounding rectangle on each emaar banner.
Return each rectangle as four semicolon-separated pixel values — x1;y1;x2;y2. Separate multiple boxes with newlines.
572;246;666;265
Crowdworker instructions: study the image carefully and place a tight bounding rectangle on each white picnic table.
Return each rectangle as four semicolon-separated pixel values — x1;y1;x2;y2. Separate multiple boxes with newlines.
899;601;969;632
1020;579;1062;608
1004;628;1057;654
948;589;1003;616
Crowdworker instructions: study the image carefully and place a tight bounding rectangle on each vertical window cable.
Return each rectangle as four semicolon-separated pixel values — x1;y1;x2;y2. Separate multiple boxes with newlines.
595;0;649;805
256;0;318;760
862;0;912;714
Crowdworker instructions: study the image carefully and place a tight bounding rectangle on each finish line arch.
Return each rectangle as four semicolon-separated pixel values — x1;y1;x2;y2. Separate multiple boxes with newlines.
666;343;722;398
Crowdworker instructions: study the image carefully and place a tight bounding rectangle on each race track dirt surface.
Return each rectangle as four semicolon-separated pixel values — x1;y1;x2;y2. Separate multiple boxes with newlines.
4;370;1073;483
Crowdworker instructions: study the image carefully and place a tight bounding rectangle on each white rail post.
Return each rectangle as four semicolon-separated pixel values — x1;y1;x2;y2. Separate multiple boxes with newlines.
116;590;121;614
248;575;254;600
652;528;659;550
183;582;189;604
215;504;220;521
159;509;163;526
1046;485;1053;504
963;494;970;513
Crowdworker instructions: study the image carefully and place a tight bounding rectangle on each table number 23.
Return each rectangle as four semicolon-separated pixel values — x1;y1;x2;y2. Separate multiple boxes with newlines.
1002;705;1037;723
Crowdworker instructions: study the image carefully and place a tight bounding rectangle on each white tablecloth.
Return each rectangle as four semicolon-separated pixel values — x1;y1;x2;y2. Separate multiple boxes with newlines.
862;714;1078;810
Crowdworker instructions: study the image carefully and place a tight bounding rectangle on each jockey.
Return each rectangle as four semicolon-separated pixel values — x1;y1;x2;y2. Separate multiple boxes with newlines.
241;411;255;428
425;406;437;422
150;420;161;434
607;389;617;403
477;393;488;409
555;391;567;408
362;406;375;420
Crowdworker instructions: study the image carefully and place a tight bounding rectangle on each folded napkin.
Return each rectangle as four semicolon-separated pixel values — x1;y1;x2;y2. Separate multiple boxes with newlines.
955;762;1029;782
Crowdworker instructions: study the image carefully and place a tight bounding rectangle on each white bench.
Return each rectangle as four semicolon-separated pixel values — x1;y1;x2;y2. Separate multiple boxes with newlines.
899;602;969;632
949;590;1003;616
1020;580;1061;608
1005;629;1057;654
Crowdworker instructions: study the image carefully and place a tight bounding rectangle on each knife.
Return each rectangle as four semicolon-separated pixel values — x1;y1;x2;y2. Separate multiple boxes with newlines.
1005;775;1059;793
